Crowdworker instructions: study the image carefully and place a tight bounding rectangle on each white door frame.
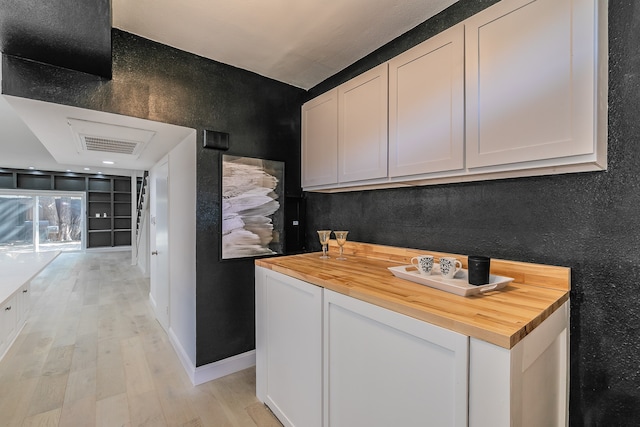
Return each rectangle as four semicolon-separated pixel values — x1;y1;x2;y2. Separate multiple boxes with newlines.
150;161;170;331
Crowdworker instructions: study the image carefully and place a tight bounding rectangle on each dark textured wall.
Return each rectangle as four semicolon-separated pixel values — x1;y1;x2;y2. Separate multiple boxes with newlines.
0;0;112;78
2;30;305;366
304;1;640;425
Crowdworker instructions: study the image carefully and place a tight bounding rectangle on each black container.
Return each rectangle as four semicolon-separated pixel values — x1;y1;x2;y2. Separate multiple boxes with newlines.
467;255;491;285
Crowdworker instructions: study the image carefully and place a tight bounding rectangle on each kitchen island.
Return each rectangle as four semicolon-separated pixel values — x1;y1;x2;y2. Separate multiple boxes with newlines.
256;241;570;427
0;251;60;359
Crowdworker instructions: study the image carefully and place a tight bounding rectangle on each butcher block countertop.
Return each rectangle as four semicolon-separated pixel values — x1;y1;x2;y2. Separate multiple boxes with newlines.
255;241;570;349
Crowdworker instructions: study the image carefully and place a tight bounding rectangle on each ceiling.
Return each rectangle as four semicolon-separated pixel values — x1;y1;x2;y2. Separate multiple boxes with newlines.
1;0;458;175
112;0;459;90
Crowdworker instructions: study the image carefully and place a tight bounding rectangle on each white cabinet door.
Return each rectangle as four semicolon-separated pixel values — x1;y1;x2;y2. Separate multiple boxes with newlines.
323;290;468;427
389;24;465;178
255;267;323;427
16;283;30;327
302;89;339;187
469;302;569;427
338;63;388;183
465;0;599;168
0;294;18;358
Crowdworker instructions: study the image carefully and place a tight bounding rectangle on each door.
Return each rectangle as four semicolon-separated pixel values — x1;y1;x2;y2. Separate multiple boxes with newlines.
302;89;339;188
151;162;169;331
465;0;598;168
388;24;465;177
338;63;388;183
256;267;323;427
324;289;469;427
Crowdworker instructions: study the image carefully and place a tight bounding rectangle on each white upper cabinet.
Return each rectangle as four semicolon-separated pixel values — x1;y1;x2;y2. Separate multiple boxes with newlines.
338;63;389;183
301;0;606;192
465;0;605;169
389;24;465;178
302;89;338;187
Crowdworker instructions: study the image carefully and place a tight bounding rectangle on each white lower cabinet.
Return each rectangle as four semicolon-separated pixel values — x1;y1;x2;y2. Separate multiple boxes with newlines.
323;289;468;427
469;302;569;427
256;267;569;427
0;284;30;360
16;283;30;327
255;267;323;427
0;293;18;358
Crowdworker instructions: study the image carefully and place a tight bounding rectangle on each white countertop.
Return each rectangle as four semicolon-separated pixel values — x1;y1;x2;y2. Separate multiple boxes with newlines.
0;251;60;302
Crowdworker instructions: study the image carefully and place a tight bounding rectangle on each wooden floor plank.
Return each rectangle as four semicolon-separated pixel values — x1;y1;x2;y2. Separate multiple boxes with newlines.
0;251;279;427
64;366;97;405
95;392;130;427
22;408;61;427
121;335;155;397
59;395;96;427
28;373;68;416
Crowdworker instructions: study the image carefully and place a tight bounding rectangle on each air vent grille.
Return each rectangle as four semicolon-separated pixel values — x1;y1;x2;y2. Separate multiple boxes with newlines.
83;136;139;155
67;118;156;160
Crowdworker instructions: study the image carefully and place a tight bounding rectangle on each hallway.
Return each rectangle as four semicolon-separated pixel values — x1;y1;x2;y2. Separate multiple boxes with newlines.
0;251;280;426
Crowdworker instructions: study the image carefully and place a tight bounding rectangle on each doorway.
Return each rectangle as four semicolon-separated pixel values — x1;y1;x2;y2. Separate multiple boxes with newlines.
150;162;170;331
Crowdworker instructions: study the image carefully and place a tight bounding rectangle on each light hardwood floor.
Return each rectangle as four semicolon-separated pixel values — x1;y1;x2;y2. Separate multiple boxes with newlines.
0;251;282;427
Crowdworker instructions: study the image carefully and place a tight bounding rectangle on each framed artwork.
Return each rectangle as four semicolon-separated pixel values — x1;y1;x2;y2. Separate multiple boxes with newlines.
221;155;285;259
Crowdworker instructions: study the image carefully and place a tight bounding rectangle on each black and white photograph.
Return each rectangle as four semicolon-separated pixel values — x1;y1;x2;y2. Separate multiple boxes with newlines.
221;155;284;259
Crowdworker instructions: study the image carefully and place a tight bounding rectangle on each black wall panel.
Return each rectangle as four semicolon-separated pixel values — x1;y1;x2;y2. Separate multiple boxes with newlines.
304;1;640;425
0;0;111;78
2;29;305;366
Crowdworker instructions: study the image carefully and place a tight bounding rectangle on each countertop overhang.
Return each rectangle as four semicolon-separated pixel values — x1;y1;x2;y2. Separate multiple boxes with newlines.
256;241;570;349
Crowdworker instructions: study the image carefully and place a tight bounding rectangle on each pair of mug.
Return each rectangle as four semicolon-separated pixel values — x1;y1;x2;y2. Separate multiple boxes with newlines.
411;255;491;284
411;255;462;280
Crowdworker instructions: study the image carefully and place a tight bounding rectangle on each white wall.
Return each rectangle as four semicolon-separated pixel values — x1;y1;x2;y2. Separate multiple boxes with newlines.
167;131;197;368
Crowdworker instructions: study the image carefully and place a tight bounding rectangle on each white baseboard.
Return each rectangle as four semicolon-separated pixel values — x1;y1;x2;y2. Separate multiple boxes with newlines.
168;328;256;386
192;350;256;386
149;292;157;311
85;245;132;252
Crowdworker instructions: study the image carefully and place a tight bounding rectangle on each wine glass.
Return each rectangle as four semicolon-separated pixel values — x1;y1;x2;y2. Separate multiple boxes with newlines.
333;231;349;260
317;230;331;259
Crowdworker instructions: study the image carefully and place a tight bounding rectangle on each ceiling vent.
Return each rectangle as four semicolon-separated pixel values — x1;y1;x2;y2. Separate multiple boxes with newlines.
67;118;156;159
83;136;139;155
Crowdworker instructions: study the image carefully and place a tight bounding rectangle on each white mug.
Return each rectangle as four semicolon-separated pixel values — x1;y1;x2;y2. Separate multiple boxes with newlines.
411;255;434;275
440;257;462;279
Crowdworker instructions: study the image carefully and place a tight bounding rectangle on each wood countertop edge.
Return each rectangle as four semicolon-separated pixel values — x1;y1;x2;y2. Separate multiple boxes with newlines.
256;245;570;350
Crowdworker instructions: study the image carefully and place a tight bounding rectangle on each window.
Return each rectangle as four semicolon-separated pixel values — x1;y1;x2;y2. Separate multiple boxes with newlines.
0;191;85;253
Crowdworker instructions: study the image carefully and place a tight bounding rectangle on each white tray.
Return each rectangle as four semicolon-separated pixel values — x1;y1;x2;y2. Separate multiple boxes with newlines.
387;264;514;297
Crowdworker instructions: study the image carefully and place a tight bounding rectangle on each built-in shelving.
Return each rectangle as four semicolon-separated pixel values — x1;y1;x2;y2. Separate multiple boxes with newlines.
86;177;133;248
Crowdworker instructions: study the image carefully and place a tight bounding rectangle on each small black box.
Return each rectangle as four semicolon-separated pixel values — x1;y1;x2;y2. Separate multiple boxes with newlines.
203;130;230;150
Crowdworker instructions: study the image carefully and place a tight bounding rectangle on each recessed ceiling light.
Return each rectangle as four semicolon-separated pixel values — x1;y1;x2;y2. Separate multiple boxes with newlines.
98;171;103;174
102;160;115;165
66;169;72;172
28;166;35;170
84;167;91;171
